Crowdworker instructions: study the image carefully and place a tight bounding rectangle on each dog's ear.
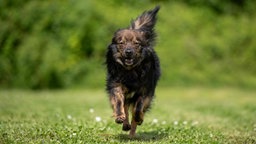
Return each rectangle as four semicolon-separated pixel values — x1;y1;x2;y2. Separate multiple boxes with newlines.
130;6;160;32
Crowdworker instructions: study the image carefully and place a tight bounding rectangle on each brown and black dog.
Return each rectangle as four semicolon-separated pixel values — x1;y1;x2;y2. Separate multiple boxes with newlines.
106;6;161;137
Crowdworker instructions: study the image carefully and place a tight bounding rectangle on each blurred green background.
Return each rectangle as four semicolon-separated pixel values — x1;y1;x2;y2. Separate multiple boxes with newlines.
0;0;256;89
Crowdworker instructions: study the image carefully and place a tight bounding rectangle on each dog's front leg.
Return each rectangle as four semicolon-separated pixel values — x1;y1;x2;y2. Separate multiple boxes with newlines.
134;96;145;125
110;87;126;124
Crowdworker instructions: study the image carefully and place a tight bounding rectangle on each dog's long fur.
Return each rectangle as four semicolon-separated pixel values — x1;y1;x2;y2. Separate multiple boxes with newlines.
106;6;161;137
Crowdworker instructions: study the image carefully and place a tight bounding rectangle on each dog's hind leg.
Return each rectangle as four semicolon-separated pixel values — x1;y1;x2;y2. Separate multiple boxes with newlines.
129;96;144;137
129;117;137;137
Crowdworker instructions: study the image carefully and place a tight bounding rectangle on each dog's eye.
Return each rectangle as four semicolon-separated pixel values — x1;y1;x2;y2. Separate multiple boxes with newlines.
134;41;141;45
118;41;125;44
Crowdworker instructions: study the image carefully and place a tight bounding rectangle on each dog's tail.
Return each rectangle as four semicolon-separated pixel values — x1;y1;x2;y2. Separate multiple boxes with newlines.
130;6;160;32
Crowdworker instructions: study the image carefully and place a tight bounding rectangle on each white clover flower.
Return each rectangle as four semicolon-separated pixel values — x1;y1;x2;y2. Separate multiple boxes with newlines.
72;133;77;136
174;121;178;125
210;133;213;138
152;118;158;124
161;121;166;125
89;108;94;113
67;115;72;120
183;121;188;125
192;121;199;126
95;116;101;122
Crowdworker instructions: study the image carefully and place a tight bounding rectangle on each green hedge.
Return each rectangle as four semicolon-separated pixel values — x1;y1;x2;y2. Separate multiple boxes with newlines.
0;0;256;89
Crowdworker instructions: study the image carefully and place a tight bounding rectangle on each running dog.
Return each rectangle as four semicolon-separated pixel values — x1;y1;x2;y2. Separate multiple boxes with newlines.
106;6;161;137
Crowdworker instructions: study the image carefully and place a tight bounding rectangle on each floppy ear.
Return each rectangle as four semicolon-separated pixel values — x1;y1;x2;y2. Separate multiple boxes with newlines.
130;6;160;32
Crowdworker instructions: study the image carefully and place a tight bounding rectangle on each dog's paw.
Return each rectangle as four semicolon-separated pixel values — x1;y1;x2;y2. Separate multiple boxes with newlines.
134;111;144;125
122;123;131;131
115;115;125;124
135;119;143;125
129;129;137;138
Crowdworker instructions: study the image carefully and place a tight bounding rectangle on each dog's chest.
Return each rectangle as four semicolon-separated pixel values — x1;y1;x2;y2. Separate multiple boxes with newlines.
121;69;146;90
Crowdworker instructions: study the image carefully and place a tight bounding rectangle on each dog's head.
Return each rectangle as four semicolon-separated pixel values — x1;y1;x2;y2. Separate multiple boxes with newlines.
108;6;160;70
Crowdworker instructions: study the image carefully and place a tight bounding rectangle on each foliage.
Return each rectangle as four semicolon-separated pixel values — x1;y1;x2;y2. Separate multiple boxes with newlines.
0;0;256;89
0;88;255;143
178;0;256;15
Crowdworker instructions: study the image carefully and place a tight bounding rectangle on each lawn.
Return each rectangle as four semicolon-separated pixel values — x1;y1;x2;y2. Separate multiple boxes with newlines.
0;87;255;143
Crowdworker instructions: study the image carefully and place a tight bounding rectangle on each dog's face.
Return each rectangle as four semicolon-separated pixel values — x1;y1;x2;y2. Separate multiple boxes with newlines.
111;29;149;69
108;6;160;70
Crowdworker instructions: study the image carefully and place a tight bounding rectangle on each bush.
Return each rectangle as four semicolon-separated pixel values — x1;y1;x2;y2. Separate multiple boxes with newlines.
0;0;256;89
0;0;109;89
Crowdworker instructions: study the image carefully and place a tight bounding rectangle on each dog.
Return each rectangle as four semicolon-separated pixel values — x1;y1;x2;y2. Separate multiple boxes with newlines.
106;6;161;137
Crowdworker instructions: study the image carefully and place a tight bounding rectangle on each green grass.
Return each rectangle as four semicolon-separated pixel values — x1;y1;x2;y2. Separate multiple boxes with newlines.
0;87;255;143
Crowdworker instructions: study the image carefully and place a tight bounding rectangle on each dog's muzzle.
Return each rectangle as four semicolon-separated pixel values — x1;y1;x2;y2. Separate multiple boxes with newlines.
124;48;135;66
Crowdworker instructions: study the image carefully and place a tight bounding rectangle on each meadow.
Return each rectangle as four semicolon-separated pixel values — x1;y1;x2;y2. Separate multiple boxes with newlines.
0;87;255;143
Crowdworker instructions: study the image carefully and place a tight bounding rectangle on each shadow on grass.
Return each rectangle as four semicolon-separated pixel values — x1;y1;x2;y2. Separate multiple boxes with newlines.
115;129;168;142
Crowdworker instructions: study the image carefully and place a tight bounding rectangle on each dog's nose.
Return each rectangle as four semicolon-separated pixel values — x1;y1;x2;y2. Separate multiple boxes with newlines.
125;48;134;56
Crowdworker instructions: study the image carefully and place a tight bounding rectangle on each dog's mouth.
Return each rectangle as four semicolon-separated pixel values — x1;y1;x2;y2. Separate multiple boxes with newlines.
124;58;134;66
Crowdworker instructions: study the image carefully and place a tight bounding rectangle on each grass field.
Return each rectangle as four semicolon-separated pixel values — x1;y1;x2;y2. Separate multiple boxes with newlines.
0;87;255;143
